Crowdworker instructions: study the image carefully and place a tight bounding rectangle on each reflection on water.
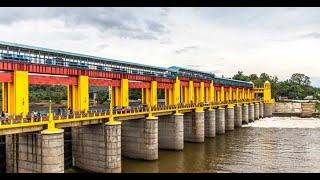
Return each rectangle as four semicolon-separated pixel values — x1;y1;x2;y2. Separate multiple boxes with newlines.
122;117;320;173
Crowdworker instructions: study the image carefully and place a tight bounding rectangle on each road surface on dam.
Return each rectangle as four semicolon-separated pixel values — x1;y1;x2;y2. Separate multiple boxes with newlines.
119;117;320;173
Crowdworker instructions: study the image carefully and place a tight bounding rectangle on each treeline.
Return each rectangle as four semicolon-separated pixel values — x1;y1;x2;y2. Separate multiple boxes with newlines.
232;71;320;100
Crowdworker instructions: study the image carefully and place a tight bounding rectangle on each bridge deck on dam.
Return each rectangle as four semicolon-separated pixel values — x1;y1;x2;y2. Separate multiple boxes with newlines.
0;100;264;135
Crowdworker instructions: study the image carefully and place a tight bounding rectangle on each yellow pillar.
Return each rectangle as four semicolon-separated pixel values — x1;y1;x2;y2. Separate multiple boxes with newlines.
225;88;229;101
242;88;246;99
229;86;232;101
141;88;146;104
264;81;271;102
217;90;221;102
150;81;157;106
78;75;89;111
236;88;239;101
199;82;205;103
164;88;168;105
67;85;78;111
209;82;214;103
173;77;180;104
13;71;29;116
2;82;14;114
189;81;194;103
221;86;225;102
184;86;189;103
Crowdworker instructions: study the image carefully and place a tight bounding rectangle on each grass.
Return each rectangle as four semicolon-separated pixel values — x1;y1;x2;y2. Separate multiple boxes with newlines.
316;103;320;111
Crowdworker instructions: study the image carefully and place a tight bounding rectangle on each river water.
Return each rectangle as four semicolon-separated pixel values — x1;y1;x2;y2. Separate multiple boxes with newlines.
121;117;320;173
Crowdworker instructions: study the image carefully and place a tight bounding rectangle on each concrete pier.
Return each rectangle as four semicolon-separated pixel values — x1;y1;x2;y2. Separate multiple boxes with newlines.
122;117;158;160
259;102;264;118
234;105;242;128
6;130;64;173
216;108;225;134
249;104;255;123
254;103;260;120
159;114;184;150
204;109;216;138
242;104;249;125
72;123;122;173
184;111;205;143
264;103;273;118
225;106;234;131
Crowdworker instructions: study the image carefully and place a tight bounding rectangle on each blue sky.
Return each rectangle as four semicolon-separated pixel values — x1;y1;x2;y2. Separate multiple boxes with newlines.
0;7;320;87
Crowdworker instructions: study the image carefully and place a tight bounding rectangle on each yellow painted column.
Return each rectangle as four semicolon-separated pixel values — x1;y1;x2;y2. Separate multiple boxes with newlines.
264;81;271;102
164;88;168;105
150;81;157;106
236;88;239;101
242;88;246;99
225;88;229;101
189;81;194;103
217;90;220;102
183;86;190;103
78;75;89;112
229;87;232;101
10;71;29;116
221;86;225;102
145;88;151;105
199;82;205;103
209;82;214;103
120;79;129;107
2;82;14;114
141;88;146;104
173;77;180;104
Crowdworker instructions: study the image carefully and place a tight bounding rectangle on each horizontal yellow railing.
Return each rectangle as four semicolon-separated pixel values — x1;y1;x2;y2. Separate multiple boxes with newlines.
0;99;266;130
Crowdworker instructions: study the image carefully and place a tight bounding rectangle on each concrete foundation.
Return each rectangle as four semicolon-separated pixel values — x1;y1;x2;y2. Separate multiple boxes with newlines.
158;114;184;150
259;102;264;118
122;118;158;160
254;103;259;120
6;131;64;173
242;105;249;125
249;104;255;122
234;106;242;128
0;136;5;173
204;109;216;138
184;111;205;142
72;123;121;173
225;107;234;131
264;103;273;118
216;108;225;134
301;103;316;118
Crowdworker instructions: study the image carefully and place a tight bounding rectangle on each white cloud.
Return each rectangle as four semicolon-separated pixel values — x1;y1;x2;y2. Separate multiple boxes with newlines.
0;7;320;87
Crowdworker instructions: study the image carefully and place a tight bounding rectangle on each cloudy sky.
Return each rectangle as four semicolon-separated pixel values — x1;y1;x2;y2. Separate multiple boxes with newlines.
1;7;320;86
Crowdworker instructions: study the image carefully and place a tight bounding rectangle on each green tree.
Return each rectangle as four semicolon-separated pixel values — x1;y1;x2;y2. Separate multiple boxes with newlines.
290;73;311;86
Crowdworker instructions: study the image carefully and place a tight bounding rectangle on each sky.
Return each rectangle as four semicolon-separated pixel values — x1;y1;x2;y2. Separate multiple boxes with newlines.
1;7;320;87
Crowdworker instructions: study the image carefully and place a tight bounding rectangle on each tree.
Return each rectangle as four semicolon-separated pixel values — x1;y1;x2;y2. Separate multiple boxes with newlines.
290;73;311;86
233;71;250;82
